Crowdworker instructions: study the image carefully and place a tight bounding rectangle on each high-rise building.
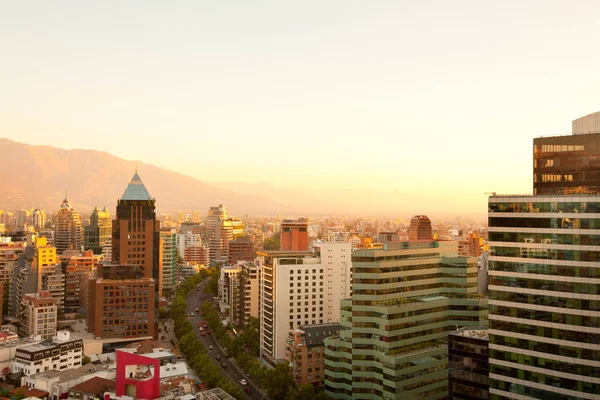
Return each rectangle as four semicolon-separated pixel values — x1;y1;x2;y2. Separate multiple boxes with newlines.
54;197;84;255
177;210;184;224
31;209;47;230
177;231;202;259
487;194;599;399
160;228;177;296
0;241;26;284
84;206;111;254
258;242;352;366
448;328;489;400
533;112;600;195
192;210;200;223
408;214;433;240
228;236;255;265
112;172;160;311
231;261;261;327
184;244;210;266
324;239;487;400
458;232;482;257
88;264;155;339
280;219;309;251
19;292;58;339
64;250;101;314
15;209;31;229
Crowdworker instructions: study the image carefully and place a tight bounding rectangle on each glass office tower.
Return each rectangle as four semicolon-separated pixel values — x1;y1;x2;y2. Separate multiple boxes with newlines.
488;195;600;399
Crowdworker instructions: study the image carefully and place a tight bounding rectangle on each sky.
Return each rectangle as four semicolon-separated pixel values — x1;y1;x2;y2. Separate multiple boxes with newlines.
2;1;600;216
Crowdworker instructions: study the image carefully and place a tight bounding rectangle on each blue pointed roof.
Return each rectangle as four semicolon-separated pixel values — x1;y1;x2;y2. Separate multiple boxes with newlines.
121;173;153;201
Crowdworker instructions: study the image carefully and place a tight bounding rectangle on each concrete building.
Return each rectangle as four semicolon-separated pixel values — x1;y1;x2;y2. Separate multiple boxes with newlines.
408;215;433;240
88;264;156;339
0;241;26;284
176;231;202;260
229;261;261;327
68;376;116;400
31;209;47;231
280;219;309;251
457;232;482;257
286;323;340;387
227;236;254;266
64;251;102;314
258;242;352;365
19;292;57;339
183;244;209;266
448;328;489;400
217;265;242;317
54;197;84;255
324;240;488;400
159;228;177;296
12;331;83;377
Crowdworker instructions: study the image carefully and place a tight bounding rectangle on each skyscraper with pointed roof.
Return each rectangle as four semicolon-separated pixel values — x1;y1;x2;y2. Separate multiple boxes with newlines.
54;196;84;255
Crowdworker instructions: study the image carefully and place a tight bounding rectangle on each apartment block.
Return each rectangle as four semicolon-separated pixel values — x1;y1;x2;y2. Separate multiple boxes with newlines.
12;331;83;377
258;242;352;365
19;292;58;339
160;228;177;296
64;250;102;314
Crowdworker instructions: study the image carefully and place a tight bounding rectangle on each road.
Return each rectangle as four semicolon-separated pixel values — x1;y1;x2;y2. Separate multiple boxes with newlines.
185;280;266;400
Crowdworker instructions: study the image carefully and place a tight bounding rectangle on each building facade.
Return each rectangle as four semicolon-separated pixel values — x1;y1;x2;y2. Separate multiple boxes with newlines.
324;240;488;400
487;195;600;399
227;236;255;265
84;206;111;254
448;328;489;400
286;323;341;387
19;292;58;339
64;250;101;314
408;215;433;240
259;242;352;365
280;219;309;251
88;264;156;339
12;331;83;377
54;197;84;255
160;228;177;296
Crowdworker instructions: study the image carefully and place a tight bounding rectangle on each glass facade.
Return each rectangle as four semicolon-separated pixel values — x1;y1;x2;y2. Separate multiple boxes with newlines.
488;195;600;400
448;328;489;400
324;241;488;400
533;133;600;195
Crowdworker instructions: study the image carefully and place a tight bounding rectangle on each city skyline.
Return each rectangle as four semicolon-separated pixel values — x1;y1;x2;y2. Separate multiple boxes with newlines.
3;1;600;216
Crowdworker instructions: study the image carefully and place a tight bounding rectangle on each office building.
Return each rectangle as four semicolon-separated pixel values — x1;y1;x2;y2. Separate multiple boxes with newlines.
258;242;352;365
184;244;209;266
280;218;309;251
12;331;83;377
286;323;341;387
408;215;433;240
160;228;177;296
533;112;600;195
227;236;255;265
324;239;487;400
112;172;160;335
84;206;111;254
176;230;202;259
88;264;155;339
54;197;84;255
31;209;47;230
0;241;26;284
230;261;261;327
448;328;489;400
488;194;600;399
64;250;102;314
15;209;31;229
19;292;58;339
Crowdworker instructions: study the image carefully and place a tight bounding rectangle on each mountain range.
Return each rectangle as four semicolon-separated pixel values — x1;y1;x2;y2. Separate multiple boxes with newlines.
0;138;286;215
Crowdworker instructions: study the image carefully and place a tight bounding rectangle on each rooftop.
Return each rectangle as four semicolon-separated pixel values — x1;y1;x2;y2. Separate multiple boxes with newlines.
120;173;153;201
451;327;489;341
69;376;116;394
29;364;107;382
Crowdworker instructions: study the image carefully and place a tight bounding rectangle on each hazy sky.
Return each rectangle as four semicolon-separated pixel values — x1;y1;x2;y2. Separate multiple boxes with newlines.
2;1;600;215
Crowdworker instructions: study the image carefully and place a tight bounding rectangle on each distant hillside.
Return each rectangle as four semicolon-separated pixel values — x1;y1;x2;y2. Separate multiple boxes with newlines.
0;138;282;215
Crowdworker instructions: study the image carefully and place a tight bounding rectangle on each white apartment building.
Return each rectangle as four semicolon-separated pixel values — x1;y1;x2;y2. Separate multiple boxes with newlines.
12;331;83;377
218;266;242;315
20;292;58;339
258;242;352;365
176;232;202;259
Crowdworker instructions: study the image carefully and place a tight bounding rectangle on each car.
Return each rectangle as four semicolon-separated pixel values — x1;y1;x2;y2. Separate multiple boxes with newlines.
190;313;194;317
215;355;221;361
201;332;206;337
244;388;252;394
224;353;230;358
208;345;214;350
199;327;204;331
221;363;227;369
239;379;247;386
195;307;199;312
206;330;211;335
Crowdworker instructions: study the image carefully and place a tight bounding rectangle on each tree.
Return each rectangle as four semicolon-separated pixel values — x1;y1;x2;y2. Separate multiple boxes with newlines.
1;366;10;377
288;384;316;400
82;355;91;365
263;234;281;250
263;362;296;400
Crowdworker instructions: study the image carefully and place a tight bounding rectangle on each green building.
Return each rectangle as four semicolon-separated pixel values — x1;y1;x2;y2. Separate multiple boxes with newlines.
324;240;487;400
160;228;178;296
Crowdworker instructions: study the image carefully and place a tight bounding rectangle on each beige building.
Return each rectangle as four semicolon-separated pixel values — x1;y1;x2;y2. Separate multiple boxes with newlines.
218;261;261;327
0;241;26;284
258;242;352;365
19;292;58;339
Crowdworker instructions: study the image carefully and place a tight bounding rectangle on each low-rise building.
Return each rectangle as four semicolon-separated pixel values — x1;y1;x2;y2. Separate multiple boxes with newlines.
286;323;340;387
12;331;83;377
68;376;116;400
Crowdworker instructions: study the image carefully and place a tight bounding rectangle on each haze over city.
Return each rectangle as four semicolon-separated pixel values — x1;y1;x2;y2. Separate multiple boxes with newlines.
3;1;600;216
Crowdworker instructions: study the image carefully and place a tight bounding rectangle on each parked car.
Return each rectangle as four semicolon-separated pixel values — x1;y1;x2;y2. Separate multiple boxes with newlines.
239;379;247;386
215;355;221;361
244;388;252;394
221;363;227;369
209;345;214;350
